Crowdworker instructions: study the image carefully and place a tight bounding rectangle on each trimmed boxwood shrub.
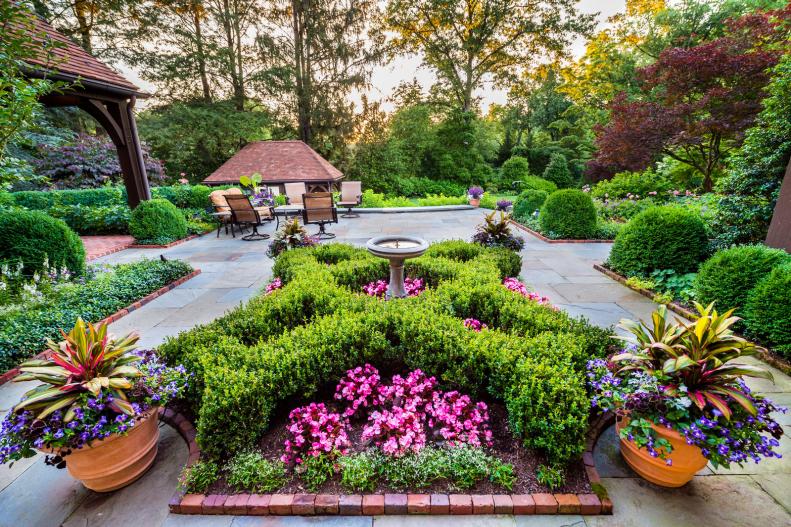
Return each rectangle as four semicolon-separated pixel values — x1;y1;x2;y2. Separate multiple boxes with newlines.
521;175;557;194
542;153;573;189
129;198;188;244
0;210;85;275
160;241;612;464
513;190;548;221
0;258;193;371
744;264;791;358
608;206;709;277
501;156;531;181
694;245;790;313
539;189;597;239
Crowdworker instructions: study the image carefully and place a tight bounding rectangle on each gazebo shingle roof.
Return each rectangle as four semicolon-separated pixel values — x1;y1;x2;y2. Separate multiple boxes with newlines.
203;140;344;185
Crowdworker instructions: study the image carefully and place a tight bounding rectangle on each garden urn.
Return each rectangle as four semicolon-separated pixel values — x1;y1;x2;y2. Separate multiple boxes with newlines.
469;198;480;207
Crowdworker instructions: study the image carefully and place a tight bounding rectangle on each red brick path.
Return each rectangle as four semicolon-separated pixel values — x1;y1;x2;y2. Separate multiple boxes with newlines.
81;235;134;260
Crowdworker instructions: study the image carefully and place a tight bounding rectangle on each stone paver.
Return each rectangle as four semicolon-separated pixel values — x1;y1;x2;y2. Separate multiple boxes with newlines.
0;209;788;527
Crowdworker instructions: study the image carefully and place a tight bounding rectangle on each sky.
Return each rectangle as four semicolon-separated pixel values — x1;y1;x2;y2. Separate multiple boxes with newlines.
124;0;627;112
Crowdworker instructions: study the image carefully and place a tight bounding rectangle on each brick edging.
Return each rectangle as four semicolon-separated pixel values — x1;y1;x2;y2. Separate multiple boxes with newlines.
87;243;134;261
593;263;791;375
132;229;214;249
167;413;614;516
509;221;614;244
0;269;202;387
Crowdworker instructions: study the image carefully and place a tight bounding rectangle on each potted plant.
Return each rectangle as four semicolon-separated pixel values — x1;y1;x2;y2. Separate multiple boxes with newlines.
0;318;188;492
471;211;525;252
588;303;785;487
266;218;318;258
496;199;512;212
468;186;484;207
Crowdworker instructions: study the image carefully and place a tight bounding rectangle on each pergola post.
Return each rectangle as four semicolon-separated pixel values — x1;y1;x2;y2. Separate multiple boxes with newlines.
765;157;791;252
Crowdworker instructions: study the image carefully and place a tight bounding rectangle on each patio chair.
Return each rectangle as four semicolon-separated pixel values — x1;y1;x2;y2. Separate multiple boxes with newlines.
284;182;307;206
209;188;243;237
301;192;338;239
337;181;363;218
224;194;272;241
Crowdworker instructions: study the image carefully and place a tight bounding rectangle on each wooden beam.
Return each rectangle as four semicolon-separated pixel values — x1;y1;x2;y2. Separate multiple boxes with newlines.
766;156;791;252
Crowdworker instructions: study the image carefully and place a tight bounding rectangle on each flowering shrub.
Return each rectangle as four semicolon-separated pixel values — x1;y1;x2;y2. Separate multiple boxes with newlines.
463;318;487;331
281;403;350;464
502;277;552;305
335;364;381;418
427;391;492;447
362;277;425;298
265;277;283;295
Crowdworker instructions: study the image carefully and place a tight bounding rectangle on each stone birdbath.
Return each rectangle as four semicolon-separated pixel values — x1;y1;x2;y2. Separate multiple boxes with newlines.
366;236;429;299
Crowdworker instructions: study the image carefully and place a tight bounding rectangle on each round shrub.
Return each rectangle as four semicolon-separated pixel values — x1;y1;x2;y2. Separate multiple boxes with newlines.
542;153;573;188
694;245;790;312
608;206;709;276
501;156;531;182
539;189;597;239
512;190;548;221
129;198;188;244
744;265;791;357
521;175;557;194
0;210;85;275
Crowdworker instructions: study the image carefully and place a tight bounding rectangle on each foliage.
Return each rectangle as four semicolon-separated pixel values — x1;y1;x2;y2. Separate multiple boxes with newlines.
416;195;467;207
178;460;219;494
512;190;548;221
471;211;524;252
744;264;791;358
0;258;193;371
608;206;709;276
281;403;350;464
0;210;85;276
298;453;336;493
539;189;597;239
542;153;573;189
501;156;531;182
267;219;318;258
226;452;286;493
363;278;425;299
694;245;790;313
129;199;188;245
650;269;697;304
589;169;674;200
535;463;565;491
339;450;384;492
520;175;557;194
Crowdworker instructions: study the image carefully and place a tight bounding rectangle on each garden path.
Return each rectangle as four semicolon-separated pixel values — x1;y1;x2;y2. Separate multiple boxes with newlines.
0;209;788;527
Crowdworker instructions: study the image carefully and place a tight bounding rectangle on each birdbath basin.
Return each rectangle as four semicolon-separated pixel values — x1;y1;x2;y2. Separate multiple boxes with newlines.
366;236;429;299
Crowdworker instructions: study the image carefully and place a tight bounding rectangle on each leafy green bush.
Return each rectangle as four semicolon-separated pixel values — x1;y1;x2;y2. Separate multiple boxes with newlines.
539;189;597;239
49;203;131;234
744;264;791;358
0;258;193;370
608;206;709;277
129;198;188;244
300;454;335;492
589;169;673;200
395;178;466;198
512;189;548;221
501;156;532;181
339;451;384;492
415;194;467;206
151;184;213;209
0;210;85;275
0;191;14;208
536;463;565;490
694;245;790;313
542;153;573;188
226;451;286;493
178;460;219;494
521;175;557;194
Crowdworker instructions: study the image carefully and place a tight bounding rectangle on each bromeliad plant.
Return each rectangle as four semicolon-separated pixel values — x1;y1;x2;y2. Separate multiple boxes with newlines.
588;303;785;468
266;218;318;258
471;211;525;252
0;318;188;466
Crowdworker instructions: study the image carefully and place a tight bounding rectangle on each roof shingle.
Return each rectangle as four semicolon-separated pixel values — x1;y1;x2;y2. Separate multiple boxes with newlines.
203;141;344;184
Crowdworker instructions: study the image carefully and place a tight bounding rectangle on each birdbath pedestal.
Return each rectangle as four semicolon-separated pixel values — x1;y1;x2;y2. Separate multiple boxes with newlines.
366;236;429;299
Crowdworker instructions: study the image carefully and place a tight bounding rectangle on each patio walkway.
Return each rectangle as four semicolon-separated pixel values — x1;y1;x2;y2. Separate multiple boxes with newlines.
0;210;788;527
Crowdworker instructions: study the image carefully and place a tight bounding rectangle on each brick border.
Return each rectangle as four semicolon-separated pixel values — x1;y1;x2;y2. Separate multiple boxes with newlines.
167;411;614;516
86;242;134;261
510;220;614;244
593;263;791;375
131;229;213;249
0;269;202;387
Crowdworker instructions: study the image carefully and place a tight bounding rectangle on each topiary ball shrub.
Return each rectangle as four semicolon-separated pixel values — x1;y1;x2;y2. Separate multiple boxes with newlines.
744;264;791;358
129;198;188;244
542;153;573;189
694;245;790;313
512;190;548;222
608;206;709;277
0;210;85;275
539;189;597;239
501;156;531;182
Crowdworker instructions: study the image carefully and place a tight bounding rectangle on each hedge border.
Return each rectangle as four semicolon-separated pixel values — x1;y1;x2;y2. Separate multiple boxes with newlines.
0;269;202;386
510;221;614;244
593;263;791;375
165;410;614;516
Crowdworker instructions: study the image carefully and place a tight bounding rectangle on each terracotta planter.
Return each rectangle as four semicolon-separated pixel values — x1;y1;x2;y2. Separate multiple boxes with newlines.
617;417;707;487
57;407;160;492
469;198;480;207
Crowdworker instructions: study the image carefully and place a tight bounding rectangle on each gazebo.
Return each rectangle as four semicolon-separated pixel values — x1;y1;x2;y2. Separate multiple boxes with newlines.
21;17;151;208
202;140;344;193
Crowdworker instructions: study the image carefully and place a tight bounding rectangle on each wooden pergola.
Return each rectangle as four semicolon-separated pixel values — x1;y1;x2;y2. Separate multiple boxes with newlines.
21;17;151;208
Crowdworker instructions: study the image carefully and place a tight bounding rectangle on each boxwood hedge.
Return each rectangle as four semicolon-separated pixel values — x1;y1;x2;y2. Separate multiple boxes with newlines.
160;241;611;465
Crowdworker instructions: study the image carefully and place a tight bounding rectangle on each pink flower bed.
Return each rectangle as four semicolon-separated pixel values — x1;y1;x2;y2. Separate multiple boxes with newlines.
362;277;425;298
502;277;552;306
265;277;283;295
334;364;381;418
463;318;487;331
428;391;492;447
281;402;351;464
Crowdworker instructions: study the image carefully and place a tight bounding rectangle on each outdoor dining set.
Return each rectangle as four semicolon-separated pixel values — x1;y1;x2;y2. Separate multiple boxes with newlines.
209;181;363;241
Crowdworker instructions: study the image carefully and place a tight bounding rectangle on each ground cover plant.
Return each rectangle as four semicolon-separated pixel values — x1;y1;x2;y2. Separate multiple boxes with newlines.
161;240;613;494
0;258;194;371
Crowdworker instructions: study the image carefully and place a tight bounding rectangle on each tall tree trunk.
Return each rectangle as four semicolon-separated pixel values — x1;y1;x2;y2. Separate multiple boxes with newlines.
232;0;246;108
292;0;311;144
73;0;93;53
220;0;243;110
192;4;212;102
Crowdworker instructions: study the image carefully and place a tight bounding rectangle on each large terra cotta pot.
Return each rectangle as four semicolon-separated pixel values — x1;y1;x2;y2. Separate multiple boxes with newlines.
58;407;160;492
616;417;707;487
469;198;480;207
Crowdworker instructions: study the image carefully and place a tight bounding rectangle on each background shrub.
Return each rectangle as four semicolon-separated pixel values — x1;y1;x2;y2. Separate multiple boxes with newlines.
744;264;791;358
589;169;673;200
608;206;709;277
129;198;188;244
521;175;557;194
0;210;85;275
542;153;573;189
694;245;790;313
501;156;531;182
539;189;597;239
512;190;548;221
